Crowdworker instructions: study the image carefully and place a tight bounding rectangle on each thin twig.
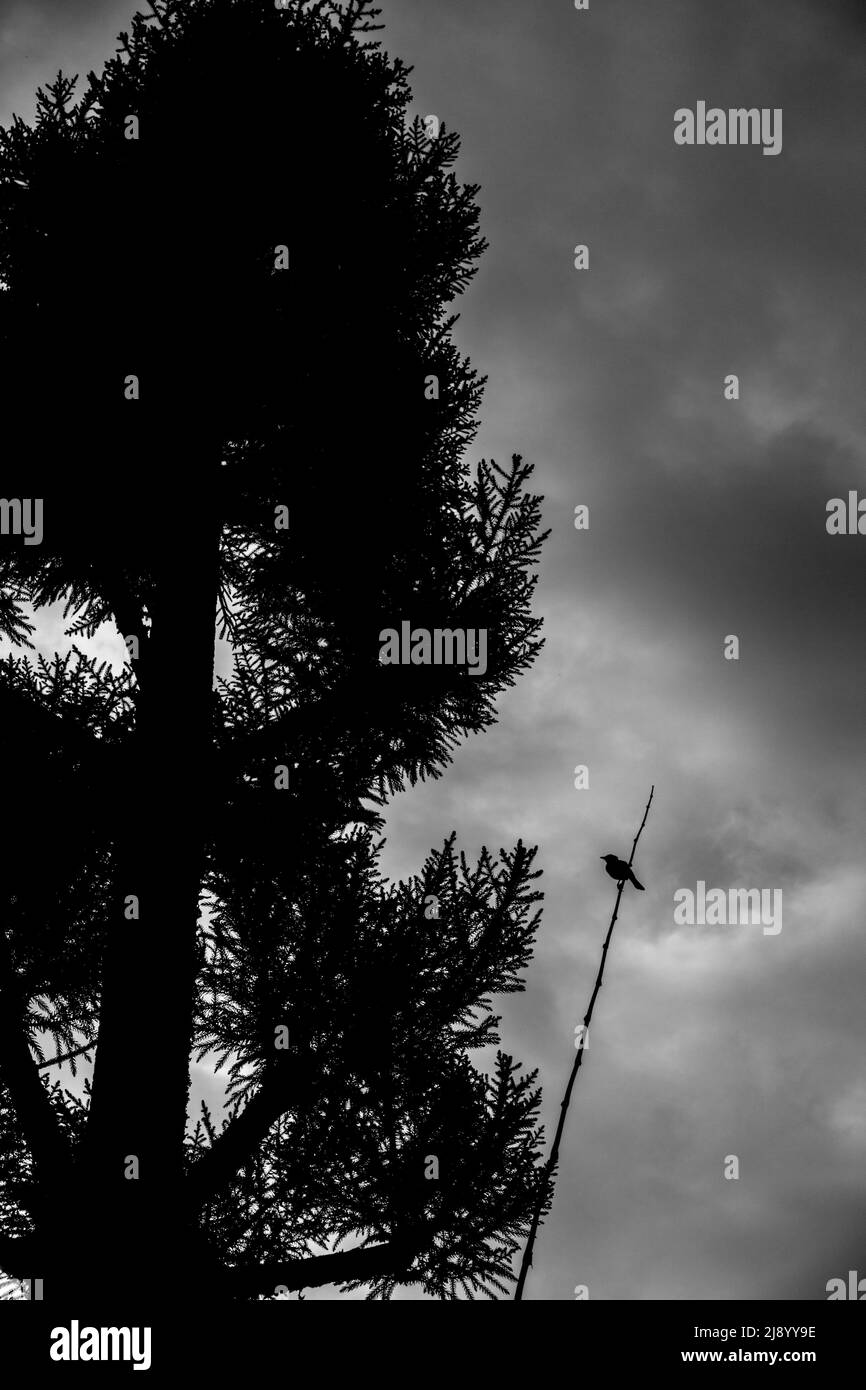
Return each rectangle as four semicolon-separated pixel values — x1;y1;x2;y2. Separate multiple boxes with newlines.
514;785;655;1300
36;1040;96;1070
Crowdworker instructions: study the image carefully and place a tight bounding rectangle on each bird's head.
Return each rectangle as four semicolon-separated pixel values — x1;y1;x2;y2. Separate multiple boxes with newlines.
600;854;615;862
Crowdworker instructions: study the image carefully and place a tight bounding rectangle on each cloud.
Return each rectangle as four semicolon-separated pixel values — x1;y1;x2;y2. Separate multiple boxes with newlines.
374;0;866;1299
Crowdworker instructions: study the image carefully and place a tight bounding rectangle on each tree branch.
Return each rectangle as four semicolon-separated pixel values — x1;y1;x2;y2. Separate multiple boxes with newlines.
514;785;655;1299
0;932;73;1186
225;1238;414;1298
0;681;100;760
36;1040;96;1071
108;592;152;694
0;1233;40;1280
185;1060;313;1211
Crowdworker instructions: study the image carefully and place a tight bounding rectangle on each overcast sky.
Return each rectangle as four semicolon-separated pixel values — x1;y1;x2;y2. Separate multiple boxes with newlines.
3;0;865;1301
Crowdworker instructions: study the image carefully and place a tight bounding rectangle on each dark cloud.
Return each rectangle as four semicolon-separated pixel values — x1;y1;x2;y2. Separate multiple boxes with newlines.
372;0;866;1301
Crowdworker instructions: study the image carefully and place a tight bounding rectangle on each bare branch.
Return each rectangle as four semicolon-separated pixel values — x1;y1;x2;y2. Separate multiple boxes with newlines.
514;786;655;1299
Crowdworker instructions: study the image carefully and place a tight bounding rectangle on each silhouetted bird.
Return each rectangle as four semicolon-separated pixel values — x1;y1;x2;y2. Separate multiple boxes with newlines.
600;854;644;890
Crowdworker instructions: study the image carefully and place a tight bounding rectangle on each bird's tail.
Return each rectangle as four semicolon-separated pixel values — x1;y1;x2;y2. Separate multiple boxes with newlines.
628;872;645;891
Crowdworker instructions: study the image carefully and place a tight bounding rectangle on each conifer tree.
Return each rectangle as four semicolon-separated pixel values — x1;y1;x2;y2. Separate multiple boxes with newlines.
0;0;552;1300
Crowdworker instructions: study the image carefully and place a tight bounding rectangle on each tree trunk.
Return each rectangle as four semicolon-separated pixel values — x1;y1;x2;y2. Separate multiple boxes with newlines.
54;480;221;1302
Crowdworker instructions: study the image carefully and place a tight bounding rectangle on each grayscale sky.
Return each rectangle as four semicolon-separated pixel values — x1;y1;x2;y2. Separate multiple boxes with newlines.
3;0;865;1301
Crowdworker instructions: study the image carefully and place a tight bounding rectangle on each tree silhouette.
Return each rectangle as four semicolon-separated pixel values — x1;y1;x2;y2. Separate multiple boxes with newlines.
0;0;551;1301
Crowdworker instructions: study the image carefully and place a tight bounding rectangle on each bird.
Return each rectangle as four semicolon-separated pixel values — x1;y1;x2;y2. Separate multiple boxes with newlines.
600;854;644;890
